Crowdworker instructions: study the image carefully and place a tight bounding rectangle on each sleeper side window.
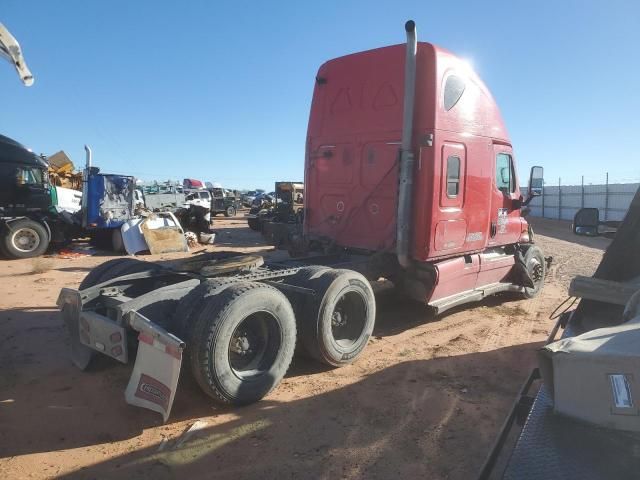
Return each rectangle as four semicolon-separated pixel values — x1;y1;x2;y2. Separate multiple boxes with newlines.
496;153;515;194
444;75;466;111
440;144;465;208
446;156;460;198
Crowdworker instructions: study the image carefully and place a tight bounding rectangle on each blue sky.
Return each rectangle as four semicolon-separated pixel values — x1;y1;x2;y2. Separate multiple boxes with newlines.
1;1;639;189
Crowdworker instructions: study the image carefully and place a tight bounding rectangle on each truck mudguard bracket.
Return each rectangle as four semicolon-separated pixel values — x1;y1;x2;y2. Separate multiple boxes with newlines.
114;278;200;320
78;311;128;363
77;269;193;306
57;287;129;363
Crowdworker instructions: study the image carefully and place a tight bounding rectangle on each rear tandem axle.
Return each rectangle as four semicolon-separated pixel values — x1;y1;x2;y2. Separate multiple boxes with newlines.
57;254;376;420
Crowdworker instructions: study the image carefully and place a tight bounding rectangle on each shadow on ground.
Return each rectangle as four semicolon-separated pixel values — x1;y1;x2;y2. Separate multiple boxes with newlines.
373;289;525;337
528;217;612;251
52;344;536;480
0;303;539;479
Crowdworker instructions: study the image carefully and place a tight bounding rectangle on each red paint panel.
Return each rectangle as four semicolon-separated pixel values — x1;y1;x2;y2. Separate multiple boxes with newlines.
305;41;528;262
434;219;467;251
428;255;480;302
306;135;400;250
476;252;515;288
315;143;354;185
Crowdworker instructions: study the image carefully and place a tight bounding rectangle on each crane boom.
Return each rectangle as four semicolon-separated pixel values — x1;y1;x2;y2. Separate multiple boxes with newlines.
0;22;34;86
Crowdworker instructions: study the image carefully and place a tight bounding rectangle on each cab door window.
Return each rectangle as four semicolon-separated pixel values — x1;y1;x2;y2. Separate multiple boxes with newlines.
495;153;515;194
16;167;44;185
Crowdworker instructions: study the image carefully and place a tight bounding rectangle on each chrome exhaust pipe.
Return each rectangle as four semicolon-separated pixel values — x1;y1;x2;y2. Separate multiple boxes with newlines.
84;145;92;169
396;20;417;269
82;145;92;227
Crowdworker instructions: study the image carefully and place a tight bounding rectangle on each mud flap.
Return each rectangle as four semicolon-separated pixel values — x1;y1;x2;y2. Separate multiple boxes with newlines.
124;311;185;422
513;249;535;288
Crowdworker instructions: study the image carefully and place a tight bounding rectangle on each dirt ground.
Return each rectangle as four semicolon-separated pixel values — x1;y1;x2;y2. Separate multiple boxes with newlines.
0;216;609;480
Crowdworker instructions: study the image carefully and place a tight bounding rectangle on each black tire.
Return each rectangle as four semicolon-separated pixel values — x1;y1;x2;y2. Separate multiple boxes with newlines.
2;219;49;259
187;281;296;405
89;230;112;250
287;265;332;285
521;245;545;299
247;217;261;231
172;280;234;338
80;258;159;289
288;268;376;367
111;229;125;253
224;206;237;217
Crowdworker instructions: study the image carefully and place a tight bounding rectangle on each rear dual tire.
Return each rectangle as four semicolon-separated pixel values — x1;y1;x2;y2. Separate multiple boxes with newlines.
288;267;376;367
181;281;297;406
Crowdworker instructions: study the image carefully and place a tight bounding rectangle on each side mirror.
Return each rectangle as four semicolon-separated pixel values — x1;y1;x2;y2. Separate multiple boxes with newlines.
521;166;543;206
573;208;600;236
573;207;622;237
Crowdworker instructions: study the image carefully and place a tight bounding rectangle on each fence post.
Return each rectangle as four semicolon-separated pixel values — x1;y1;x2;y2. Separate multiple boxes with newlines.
581;175;585;209
604;172;609;221
541;180;545;218
558;177;562;220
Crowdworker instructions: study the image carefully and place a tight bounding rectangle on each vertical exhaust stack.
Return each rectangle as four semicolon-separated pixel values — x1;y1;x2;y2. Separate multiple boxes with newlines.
84;145;92;169
396;20;418;268
81;145;93;228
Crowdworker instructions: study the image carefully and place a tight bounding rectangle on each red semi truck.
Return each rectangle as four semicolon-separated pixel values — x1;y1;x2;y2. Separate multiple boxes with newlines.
304;22;544;312
58;21;546;420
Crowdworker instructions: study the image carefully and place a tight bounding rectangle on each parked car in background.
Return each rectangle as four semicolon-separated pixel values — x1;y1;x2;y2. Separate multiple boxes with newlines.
242;189;265;207
209;184;241;217
183;190;211;209
251;191;275;207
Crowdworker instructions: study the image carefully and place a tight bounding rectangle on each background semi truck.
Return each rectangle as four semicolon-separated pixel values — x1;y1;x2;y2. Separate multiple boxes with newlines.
1;22;137;258
0;138;139;258
58;21;547;420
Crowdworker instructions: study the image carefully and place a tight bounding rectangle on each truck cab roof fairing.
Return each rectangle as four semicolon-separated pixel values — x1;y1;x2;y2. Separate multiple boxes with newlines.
0;134;47;168
304;41;510;254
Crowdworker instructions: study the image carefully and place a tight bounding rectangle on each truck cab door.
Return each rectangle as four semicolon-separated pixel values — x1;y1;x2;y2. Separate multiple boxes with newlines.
488;145;522;246
13;166;50;211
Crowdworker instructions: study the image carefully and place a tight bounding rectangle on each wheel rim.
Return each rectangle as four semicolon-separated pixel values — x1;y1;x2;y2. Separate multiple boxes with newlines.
529;258;544;286
331;291;367;348
11;227;40;253
228;311;281;380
